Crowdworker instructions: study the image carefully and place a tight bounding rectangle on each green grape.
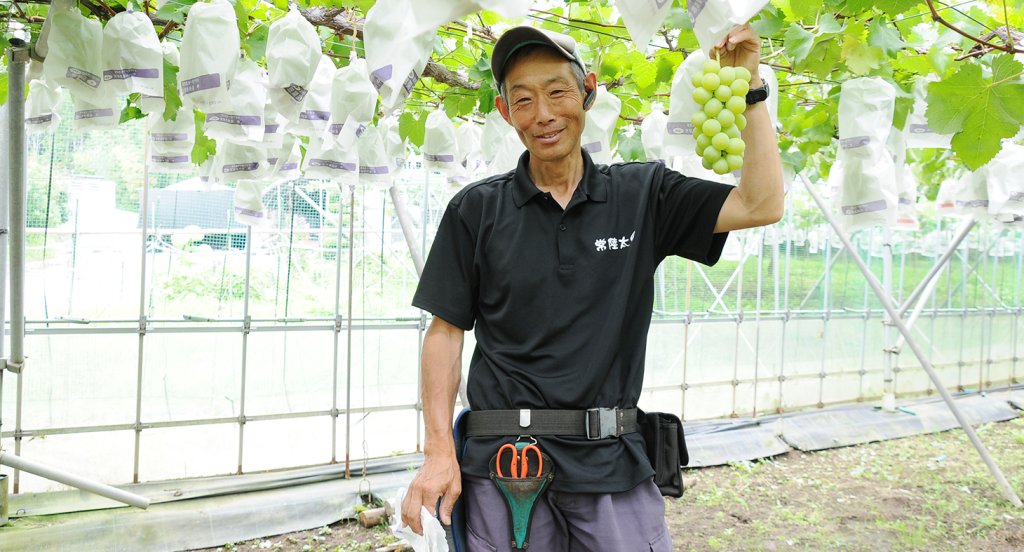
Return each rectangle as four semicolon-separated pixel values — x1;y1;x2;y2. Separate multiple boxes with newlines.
726;137;745;155
725;126;741;139
736;112;747;131
730;79;749;97
714;84;732;102
701;73;721;91
701;118;722;137
716;109;735;128
690;71;703;88
712;158;730;175
701;156;713;170
703;59;721;73
702;145;722;163
726;154;744;172
695;133;712;152
718;66;736;85
703;98;724;117
711;132;730;151
692;87;712;104
691;111;708;128
734;66;752;82
726;96;746;114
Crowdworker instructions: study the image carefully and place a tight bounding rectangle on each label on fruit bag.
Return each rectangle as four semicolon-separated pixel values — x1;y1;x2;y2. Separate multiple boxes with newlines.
842;200;887;215
667;122;695;136
688;0;707;21
840;136;871;149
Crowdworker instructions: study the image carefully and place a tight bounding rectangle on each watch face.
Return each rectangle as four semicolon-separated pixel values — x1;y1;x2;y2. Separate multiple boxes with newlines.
746;85;769;105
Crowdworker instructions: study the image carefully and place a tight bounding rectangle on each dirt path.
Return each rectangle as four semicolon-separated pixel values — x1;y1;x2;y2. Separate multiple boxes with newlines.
196;416;1024;552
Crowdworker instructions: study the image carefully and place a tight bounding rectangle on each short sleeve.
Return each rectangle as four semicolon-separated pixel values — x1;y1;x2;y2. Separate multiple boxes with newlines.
653;165;735;264
412;201;478;331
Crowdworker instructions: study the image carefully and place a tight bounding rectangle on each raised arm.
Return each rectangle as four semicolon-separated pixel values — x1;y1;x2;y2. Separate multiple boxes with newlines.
711;24;785;233
400;315;464;535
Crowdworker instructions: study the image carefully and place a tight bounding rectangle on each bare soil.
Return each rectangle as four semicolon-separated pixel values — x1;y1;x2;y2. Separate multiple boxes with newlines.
196;416;1024;552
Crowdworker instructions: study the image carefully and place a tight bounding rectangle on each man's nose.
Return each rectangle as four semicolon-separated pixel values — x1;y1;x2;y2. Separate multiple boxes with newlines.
534;95;557;123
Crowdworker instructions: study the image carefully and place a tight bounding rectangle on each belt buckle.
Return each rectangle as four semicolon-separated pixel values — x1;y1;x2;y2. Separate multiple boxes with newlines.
585;407;618;440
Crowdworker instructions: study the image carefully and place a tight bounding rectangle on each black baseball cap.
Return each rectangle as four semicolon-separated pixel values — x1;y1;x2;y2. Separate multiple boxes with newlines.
491;26;587;85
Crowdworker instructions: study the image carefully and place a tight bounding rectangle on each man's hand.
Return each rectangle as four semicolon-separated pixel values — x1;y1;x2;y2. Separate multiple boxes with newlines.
400;450;462;534
712;23;763;87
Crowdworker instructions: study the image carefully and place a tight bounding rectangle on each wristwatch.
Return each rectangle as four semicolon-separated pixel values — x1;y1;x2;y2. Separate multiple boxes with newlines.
745;83;770;106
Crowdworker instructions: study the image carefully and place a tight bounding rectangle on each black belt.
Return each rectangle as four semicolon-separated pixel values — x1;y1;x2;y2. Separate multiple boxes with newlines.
464;407;638;440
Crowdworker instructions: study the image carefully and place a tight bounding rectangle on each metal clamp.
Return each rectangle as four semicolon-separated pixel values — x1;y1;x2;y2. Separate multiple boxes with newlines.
585;407;619;440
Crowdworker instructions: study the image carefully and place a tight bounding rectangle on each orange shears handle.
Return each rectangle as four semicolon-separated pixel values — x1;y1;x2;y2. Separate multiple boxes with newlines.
496;443;544;478
495;444;519;478
520;444;543;478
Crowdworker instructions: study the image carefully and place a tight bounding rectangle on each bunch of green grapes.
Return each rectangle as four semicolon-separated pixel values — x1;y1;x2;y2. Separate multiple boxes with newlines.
690;59;751;175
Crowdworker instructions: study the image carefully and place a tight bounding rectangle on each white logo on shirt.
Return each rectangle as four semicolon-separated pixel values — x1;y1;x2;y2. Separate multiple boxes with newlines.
595;231;636;252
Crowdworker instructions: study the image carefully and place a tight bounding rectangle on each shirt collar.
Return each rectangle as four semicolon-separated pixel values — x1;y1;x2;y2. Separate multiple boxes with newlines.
510;148;608;208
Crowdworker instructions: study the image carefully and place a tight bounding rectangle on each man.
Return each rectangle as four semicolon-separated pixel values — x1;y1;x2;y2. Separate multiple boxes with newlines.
402;22;782;551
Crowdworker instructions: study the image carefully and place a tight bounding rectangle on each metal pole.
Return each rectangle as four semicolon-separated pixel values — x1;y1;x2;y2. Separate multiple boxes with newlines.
389;184;424;276
898;216;976;318
133;118;151;484
330;192;345;463
800;174;1023;507
0;451;150;509
881;227;896;412
237;225;253;473
7;46;28;375
0;87;9;442
344;183;356;478
6;45;29;494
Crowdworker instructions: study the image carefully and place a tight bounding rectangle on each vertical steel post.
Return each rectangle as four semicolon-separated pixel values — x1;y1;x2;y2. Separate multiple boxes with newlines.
0;83;9;443
237;225;253;473
133;118;151;484
331;193;345;463
800;174;1023;507
6;45;29;493
881;227;896;411
344;183;356;478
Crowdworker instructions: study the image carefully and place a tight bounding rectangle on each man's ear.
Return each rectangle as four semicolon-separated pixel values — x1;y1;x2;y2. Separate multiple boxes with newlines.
583;71;599;111
495;93;513;125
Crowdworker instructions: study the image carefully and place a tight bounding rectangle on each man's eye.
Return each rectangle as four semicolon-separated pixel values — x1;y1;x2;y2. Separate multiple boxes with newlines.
515;98;531;105
551;89;565;96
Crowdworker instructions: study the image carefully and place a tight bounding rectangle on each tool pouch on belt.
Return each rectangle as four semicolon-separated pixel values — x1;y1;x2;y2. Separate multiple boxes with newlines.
489;444;554;551
637;410;689;498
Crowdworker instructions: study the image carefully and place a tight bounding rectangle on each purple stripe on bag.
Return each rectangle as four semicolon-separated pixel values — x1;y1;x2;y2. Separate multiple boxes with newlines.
151;155;189;163
207;113;262;126
281;162;299;170
284;83;308;102
222;162;260;173
1009;192;1024;202
181;73;222;95
265;124;280;134
234;207;265;218
268;157;280;165
666;122;694;136
898;197;913;206
75;108;114;120
956;199;989;208
908;123;934;134
687;0;706;21
300;110;331;121
840;136;871;149
310;159;357;171
329;124;344;135
360;165;390;175
370;65;393;92
152;133;188;141
583;142;603;153
66;67;101;89
103;68;160;80
402;69;419;95
25;114;54;124
842;199;887;215
424;154;455;162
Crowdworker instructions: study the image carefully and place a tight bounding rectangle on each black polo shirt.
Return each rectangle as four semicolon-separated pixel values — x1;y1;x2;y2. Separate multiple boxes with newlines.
413;149;733;493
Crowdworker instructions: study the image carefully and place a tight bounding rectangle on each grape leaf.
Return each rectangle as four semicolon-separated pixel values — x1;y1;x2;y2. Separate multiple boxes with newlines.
784;25;816;65
399;111;426;148
841;23;884;75
868;18;905;57
616;129;646;162
192;110;218;166
926;57;1024;168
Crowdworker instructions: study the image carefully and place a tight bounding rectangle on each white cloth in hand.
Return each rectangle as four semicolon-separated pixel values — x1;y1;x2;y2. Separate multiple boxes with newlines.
390;486;449;552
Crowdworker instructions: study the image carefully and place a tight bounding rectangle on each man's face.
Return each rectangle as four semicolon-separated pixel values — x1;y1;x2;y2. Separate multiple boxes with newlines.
497;49;595;164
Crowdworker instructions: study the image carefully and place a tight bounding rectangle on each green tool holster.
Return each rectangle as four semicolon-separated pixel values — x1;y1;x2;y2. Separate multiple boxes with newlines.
488;442;554;551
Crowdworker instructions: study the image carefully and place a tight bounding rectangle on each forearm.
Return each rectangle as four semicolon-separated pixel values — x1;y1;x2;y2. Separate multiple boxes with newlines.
737;79;785;225
420;317;464;457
